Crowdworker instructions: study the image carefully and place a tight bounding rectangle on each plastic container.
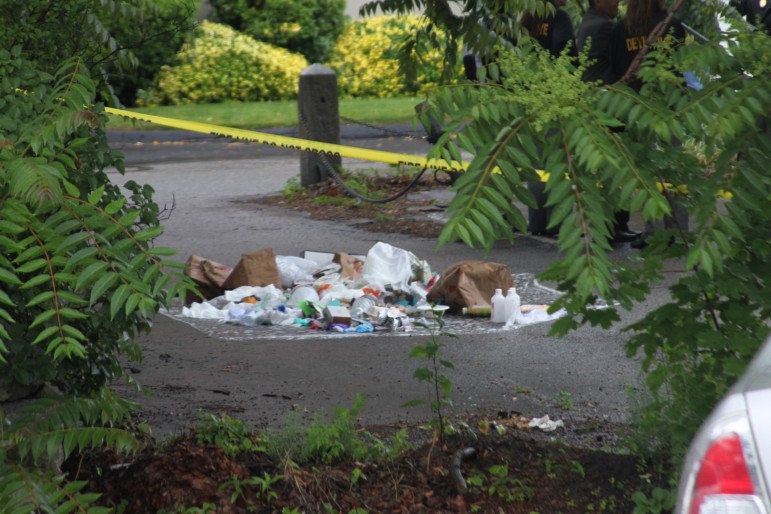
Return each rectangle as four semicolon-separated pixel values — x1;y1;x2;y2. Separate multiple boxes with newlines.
491;288;506;322
351;294;378;318
462;305;491;317
287;286;319;307
504;287;521;323
416;304;449;319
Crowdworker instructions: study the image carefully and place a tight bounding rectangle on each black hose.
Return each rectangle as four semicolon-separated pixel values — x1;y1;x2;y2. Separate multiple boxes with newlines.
450;447;477;493
300;111;433;204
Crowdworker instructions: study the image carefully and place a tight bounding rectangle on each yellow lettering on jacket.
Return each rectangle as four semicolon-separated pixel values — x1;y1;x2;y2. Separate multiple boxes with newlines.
625;34;672;52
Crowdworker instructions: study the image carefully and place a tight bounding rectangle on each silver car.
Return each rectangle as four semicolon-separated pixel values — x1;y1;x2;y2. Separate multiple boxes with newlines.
676;335;771;513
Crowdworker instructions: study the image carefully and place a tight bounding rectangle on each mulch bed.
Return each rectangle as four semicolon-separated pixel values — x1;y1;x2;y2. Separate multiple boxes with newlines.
64;414;662;513
255;172;452;238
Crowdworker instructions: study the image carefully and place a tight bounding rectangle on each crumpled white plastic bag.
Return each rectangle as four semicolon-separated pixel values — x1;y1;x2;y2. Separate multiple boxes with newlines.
360;242;412;292
528;415;564;432
276;255;320;289
181;301;230;320
223;285;285;309
504;307;567;329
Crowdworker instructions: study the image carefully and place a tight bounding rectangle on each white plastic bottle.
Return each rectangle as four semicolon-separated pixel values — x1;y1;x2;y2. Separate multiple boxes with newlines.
491;288;505;322
504;287;521;323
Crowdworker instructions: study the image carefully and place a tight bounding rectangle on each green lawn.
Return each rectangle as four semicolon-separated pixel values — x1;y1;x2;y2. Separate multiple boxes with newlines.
106;96;425;131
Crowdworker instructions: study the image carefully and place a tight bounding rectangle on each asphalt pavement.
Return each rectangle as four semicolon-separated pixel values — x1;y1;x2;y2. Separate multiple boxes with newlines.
106;124;666;437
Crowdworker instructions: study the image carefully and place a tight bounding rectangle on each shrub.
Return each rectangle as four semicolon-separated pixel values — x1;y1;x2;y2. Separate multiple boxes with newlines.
209;0;346;64
0;391;140;511
105;0;199;106
141;21;308;105
2;0;199;108
328;15;460;98
0;48;196;396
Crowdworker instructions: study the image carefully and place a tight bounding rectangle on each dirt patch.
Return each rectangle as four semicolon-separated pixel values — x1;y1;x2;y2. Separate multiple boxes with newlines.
255;172;452;238
64;413;664;513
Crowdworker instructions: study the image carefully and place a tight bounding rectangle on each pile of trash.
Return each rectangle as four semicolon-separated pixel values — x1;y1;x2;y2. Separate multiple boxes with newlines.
181;242;565;334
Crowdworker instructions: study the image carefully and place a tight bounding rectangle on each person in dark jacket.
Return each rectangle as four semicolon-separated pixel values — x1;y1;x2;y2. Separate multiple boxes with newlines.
521;0;579;58
610;0;688;248
577;0;641;243
519;0;579;237
577;0;620;84
609;0;685;90
733;0;771;32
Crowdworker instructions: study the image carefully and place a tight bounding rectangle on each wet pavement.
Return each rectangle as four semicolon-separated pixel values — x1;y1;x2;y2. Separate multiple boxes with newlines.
107;124;660;437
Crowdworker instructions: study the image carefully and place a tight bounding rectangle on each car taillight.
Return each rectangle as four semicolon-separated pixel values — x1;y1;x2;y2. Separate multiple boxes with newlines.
690;433;765;514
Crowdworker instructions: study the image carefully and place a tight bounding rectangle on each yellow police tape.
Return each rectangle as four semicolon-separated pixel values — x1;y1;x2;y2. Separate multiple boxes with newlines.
105;107;469;174
106;108;730;198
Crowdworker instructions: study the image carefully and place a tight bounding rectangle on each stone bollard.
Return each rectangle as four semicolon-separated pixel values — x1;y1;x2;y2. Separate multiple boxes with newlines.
298;64;341;186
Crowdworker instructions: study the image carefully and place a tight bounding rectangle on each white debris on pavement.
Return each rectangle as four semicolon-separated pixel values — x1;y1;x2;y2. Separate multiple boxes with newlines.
528;415;565;432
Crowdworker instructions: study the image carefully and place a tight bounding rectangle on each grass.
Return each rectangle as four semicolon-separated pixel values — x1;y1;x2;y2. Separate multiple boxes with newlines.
106;96;425;131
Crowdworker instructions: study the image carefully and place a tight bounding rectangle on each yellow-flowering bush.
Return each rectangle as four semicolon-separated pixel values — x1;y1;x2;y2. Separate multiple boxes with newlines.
140;21;308;105
328;15;459;98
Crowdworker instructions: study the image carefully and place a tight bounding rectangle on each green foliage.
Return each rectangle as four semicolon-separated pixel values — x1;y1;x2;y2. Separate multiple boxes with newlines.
195;413;260;457
0;49;197;394
0;0;194;106
0;390;140;513
359;1;524;85
388;428;416;456
261;394;369;465
209;0;346;64
0;0;134;103
0;9;196;514
631;486;676;514
350;467;367;486
311;195;358;208
222;472;283;510
404;310;456;441
408;0;771;471
282;176;307;200
104;0;199;106
362;428;414;460
328;15;460;98
468;464;534;503
554;390;574;410
260;399;413;467
141;21;308;105
157;503;217;514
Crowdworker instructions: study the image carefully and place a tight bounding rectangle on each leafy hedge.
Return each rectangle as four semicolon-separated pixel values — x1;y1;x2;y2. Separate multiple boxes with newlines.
105;0;198;106
209;0;346;64
140;21;308;105
328;15;460;98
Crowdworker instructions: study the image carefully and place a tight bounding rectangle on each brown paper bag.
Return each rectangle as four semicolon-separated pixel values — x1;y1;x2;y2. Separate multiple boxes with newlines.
184;255;233;300
427;260;515;313
222;248;281;290
202;259;232;288
334;252;364;281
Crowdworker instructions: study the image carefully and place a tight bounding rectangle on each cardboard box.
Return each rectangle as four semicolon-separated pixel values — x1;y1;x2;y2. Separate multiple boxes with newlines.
323;305;352;325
